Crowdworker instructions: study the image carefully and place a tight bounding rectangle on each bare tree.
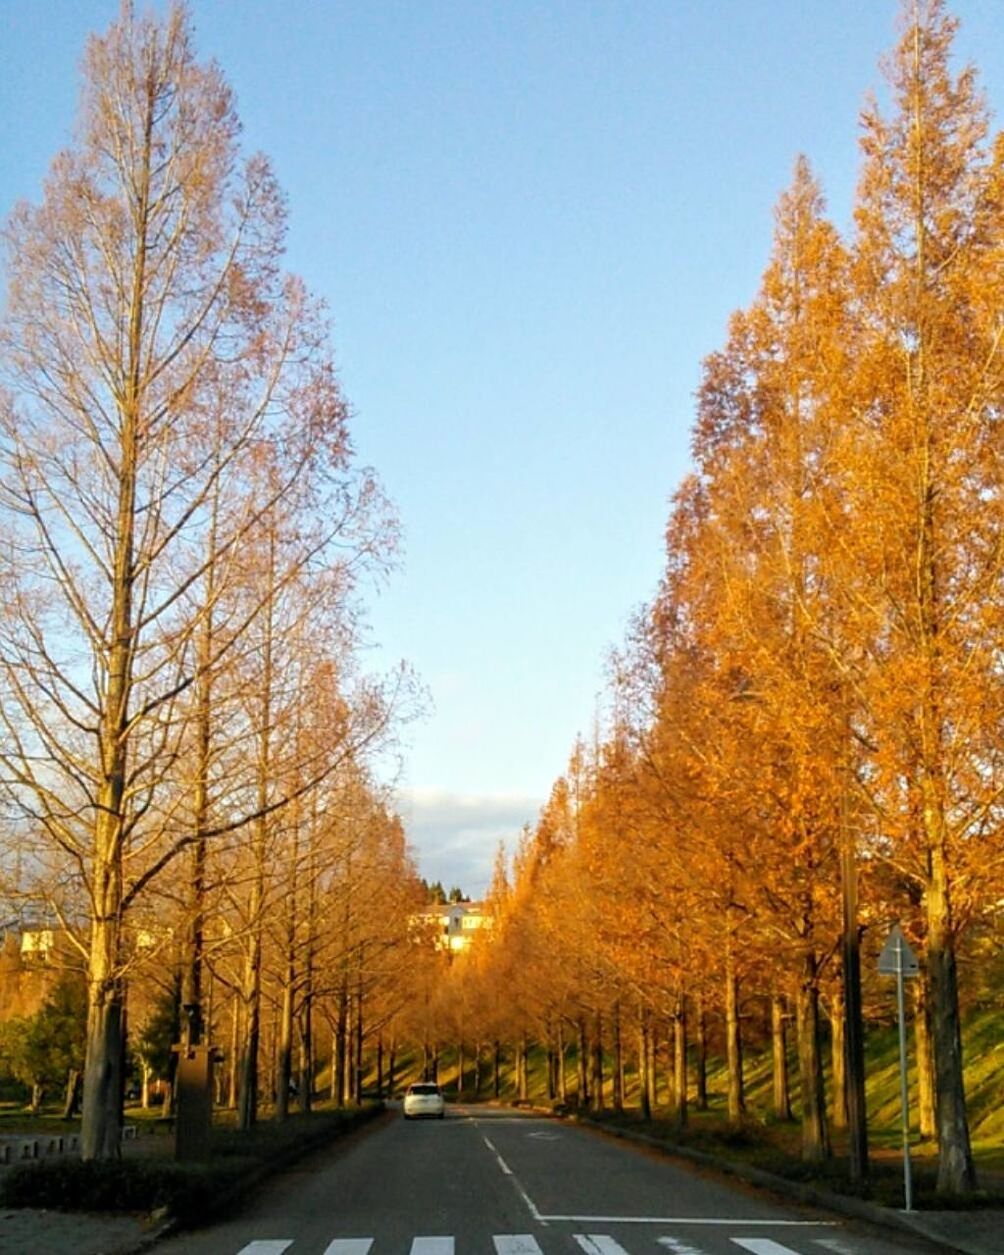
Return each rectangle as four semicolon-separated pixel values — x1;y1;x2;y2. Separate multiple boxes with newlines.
0;3;390;1159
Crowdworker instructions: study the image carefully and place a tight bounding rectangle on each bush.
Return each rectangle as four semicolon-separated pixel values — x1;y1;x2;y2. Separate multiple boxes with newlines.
0;1103;383;1220
0;1157;252;1222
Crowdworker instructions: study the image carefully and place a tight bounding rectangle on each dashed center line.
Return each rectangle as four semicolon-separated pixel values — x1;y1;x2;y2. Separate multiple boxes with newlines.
481;1134;546;1224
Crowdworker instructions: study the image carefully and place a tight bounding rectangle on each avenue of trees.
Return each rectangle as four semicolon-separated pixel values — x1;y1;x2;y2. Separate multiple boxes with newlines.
416;0;1004;1200
2;0;1002;1205
0;2;423;1160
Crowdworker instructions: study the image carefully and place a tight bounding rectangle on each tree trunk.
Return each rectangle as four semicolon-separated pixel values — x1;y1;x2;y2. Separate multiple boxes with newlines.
63;1069;82;1120
236;923;263;1130
612;1005;623;1112
695;994;708;1111
725;957;745;1123
335;989;348;1105
796;951;831;1162
493;1040;501;1099
646;1019;658;1108
299;1015;312;1114
914;972;936;1141
228;995;240;1109
771;994;792;1121
557;1021;567;1103
80;986;124;1160
353;972;364;1104
927;866;977;1191
673;991;687;1129
830;990;847;1131
637;1009;651;1120
664;1018;676;1111
576;1017;589;1108
275;980;294;1122
590;1013;604;1112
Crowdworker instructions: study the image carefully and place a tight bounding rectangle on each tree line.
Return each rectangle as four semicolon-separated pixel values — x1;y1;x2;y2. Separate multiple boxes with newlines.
424;0;1004;1199
0;1;424;1159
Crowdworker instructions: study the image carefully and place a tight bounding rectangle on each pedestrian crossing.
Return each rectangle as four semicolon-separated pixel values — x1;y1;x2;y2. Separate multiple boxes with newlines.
235;1233;869;1255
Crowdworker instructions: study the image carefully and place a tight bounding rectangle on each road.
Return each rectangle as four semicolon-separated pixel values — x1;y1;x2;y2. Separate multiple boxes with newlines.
154;1105;937;1255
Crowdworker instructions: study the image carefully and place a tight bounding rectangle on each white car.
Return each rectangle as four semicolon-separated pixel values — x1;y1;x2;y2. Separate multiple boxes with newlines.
402;1081;445;1119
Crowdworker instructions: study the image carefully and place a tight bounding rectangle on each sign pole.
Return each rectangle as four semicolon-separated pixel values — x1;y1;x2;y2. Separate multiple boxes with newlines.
878;924;918;1213
894;935;914;1211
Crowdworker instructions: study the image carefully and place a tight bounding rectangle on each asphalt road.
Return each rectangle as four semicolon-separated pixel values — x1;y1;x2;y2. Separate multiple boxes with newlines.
153;1105;940;1255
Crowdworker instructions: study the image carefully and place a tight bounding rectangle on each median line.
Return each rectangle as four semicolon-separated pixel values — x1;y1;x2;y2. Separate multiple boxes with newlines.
481;1134;547;1226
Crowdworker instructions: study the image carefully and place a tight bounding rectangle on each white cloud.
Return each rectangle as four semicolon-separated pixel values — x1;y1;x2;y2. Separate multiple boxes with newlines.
397;788;543;897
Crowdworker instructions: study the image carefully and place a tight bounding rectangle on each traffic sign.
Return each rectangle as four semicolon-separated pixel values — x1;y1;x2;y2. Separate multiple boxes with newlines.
877;924;919;977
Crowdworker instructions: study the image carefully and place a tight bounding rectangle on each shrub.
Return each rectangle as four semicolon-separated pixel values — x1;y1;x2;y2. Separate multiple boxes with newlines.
0;1103;382;1220
0;1157;250;1221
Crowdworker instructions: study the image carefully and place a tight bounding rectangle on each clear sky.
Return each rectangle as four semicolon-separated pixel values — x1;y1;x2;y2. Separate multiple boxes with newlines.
2;1;1003;894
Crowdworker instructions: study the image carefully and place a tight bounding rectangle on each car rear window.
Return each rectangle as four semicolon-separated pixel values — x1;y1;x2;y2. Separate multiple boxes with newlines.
409;1083;440;1095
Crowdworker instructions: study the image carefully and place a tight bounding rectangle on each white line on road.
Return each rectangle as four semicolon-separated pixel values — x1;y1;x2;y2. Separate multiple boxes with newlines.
811;1240;860;1255
493;1237;544;1254
482;1136;513;1175
573;1237;630;1255
658;1237;711;1254
539;1216;835;1226
409;1240;454;1255
731;1240;804;1255
322;1242;375;1254
236;1244;293;1255
482;1135;547;1225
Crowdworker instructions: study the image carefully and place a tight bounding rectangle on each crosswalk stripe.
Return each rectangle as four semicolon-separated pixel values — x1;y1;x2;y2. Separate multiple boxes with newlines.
658;1237;709;1255
493;1238;544;1254
731;1240;803;1255
410;1240;455;1255
573;1238;631;1255
322;1242;375;1254
235;1243;293;1255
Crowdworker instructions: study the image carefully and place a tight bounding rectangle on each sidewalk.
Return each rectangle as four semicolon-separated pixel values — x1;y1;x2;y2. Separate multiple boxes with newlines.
0;1206;151;1255
0;1126;171;1255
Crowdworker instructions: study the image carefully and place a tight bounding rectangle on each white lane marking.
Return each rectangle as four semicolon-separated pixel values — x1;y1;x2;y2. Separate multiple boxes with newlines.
493;1238;544;1254
236;1244;293;1255
482;1135;547;1224
322;1243;374;1255
541;1216;834;1225
658;1237;710;1254
573;1238;630;1255
731;1240;803;1254
811;1242;858;1255
483;1135;513;1175
410;1241;454;1255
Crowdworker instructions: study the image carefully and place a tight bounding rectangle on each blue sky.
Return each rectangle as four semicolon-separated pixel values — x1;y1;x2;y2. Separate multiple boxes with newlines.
2;1;1002;894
